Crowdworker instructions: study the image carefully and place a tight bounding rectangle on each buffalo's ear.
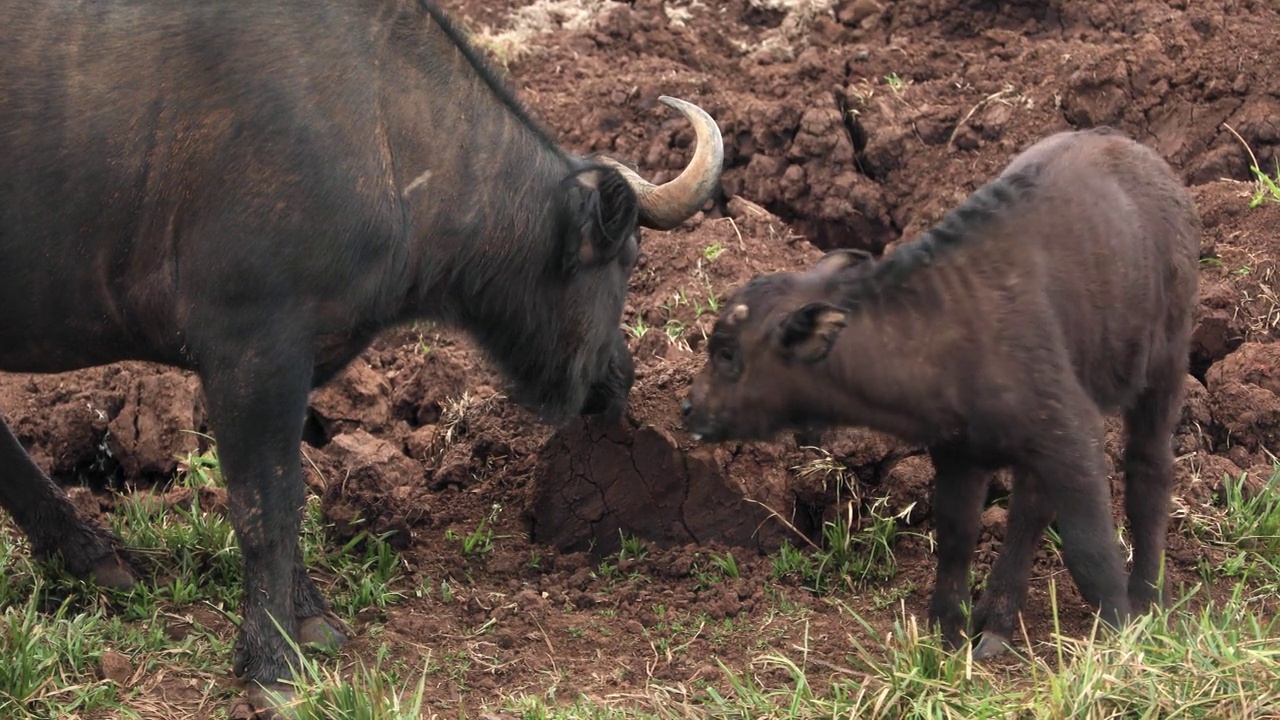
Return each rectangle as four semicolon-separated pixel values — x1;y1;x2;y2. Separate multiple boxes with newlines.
558;166;640;277
775;301;849;362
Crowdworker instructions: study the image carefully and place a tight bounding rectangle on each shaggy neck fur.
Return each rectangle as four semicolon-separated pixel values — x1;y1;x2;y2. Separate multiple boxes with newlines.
384;2;612;419
808;166;1045;444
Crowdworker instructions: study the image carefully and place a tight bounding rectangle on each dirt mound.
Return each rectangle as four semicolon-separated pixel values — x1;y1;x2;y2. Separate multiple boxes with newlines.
3;0;1280;711
474;0;1278;252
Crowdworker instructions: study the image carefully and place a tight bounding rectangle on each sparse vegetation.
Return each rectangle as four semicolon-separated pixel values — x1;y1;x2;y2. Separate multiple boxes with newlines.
447;503;504;560
618;531;650;561
1193;466;1280;595
623;316;650;339
1249;161;1280;208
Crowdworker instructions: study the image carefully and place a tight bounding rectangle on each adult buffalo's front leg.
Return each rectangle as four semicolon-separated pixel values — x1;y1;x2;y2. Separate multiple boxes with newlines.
0;417;135;588
196;333;321;715
292;543;351;649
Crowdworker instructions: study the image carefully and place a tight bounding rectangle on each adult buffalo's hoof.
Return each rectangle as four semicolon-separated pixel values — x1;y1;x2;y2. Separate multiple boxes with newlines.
89;552;137;590
246;682;300;719
298;612;351;651
972;631;1012;660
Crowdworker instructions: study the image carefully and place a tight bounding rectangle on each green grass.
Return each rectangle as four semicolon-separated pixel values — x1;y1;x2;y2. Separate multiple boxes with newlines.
2;453;1279;719
260;637;431;720
0;533;235;718
445;502;505;561
0;445;408;719
1248;161;1280;208
779;450;918;593
623;317;651;339
682;581;1280;719
1192;467;1280;595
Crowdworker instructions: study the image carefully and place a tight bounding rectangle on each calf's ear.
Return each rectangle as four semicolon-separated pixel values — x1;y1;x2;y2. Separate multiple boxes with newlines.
776;301;849;362
811;247;874;277
558;166;640;277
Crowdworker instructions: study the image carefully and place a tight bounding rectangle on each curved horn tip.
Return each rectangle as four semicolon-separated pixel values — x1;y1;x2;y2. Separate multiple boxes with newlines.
608;94;725;231
657;95;719;130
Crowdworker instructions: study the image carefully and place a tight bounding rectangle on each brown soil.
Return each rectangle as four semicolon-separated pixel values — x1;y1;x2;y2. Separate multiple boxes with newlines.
3;0;1279;716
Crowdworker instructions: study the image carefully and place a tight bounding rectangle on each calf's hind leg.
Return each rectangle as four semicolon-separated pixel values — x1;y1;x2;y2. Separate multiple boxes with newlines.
0;416;135;588
968;467;1056;659
970;399;1128;659
1121;367;1185;614
1032;402;1130;628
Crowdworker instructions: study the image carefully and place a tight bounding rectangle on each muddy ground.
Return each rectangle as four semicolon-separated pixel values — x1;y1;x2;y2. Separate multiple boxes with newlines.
2;0;1279;716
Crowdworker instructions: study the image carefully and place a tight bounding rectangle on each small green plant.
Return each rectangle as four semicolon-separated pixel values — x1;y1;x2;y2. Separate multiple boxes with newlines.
451;503;503;559
1204;468;1280;582
323;530;404;617
690;550;742;591
770;540;817;581
815;495;908;590
703;280;722;314
702;242;725;262
710;551;740;579
592;559;619;582
1249;161;1280;207
622;317;649;339
617;531;649;562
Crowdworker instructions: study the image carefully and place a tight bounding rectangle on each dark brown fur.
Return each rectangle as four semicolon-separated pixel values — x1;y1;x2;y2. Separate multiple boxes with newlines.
683;127;1201;656
0;0;721;713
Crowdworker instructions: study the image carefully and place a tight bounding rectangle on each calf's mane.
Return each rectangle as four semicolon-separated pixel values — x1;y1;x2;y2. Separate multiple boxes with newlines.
835;162;1044;307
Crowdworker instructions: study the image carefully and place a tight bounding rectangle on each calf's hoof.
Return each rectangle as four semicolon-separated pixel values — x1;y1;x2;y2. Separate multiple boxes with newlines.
298;612;351;651
89;552;138;590
972;631;1012;660
246;682;301;720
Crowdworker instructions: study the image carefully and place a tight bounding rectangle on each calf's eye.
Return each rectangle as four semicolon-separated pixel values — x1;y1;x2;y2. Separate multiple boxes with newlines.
713;346;741;379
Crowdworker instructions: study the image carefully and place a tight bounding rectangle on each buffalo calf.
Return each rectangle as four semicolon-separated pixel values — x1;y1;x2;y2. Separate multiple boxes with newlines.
682;127;1200;658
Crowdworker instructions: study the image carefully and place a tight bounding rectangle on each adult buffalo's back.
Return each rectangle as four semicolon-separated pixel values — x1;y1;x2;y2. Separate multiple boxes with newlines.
0;1;723;715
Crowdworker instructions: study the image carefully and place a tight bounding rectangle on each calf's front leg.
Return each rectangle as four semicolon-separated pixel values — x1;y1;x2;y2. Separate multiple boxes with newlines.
926;445;990;650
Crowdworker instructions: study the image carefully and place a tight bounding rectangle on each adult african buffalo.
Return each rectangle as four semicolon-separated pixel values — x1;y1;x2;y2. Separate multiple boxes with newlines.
682;127;1200;659
0;0;722;714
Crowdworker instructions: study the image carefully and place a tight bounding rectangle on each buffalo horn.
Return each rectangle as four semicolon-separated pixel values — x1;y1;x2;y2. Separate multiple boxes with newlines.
598;95;724;231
